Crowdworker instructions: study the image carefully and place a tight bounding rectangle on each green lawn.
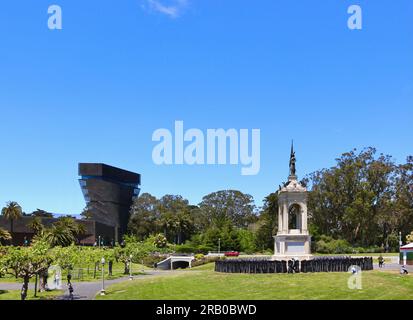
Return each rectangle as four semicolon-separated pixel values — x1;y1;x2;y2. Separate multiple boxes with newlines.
97;264;413;300
0;290;63;300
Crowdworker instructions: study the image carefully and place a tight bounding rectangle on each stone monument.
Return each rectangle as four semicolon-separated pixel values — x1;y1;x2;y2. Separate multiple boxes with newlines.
273;143;313;261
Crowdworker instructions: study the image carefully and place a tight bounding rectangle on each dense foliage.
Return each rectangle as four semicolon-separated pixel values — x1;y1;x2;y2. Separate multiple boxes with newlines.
1;147;412;257
127;148;413;254
305;148;413;251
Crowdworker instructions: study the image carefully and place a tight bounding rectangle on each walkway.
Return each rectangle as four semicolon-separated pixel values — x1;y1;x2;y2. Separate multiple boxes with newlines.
0;270;181;300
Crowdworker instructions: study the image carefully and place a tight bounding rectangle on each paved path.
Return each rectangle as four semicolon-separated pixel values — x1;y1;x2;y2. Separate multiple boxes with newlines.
58;270;185;300
374;263;413;273
0;270;182;300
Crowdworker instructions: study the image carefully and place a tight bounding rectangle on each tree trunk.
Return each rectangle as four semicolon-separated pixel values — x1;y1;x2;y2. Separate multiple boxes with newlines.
124;261;130;275
21;276;29;301
34;274;38;297
10;219;14;245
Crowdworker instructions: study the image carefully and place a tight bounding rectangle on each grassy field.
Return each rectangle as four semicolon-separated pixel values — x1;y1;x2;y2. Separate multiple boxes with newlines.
0;290;63;300
97;263;413;300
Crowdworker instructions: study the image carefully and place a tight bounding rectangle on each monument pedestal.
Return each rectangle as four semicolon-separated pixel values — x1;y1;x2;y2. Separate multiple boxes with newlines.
273;233;313;261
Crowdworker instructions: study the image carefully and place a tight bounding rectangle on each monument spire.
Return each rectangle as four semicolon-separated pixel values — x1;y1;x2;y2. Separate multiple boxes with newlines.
289;140;297;180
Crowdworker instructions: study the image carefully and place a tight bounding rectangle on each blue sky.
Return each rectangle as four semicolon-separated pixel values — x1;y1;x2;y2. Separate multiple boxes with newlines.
0;0;412;214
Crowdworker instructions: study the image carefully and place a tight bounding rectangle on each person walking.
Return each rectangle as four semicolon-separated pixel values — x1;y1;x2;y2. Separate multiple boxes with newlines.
68;283;74;300
378;255;384;268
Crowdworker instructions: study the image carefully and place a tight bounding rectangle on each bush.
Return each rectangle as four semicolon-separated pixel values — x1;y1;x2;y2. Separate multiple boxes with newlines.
195;254;205;260
175;244;197;254
315;236;352;254
192;256;222;268
237;229;257;254
142;254;168;268
153;234;168;249
174;243;214;255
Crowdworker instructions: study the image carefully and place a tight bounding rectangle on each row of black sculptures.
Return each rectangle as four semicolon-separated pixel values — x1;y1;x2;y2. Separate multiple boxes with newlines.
215;257;374;274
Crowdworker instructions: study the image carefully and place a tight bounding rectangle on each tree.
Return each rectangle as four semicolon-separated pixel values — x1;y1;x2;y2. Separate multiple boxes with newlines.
0;228;12;242
51;245;80;275
158;195;193;244
128;193;160;239
27;217;44;236
81;205;93;220
173;208;194;245
114;236;152;274
198;222;241;252
237;229;256;254
199;190;257;229
153;234;168;249
393;156;413;243
42;224;76;247
1;201;23;244
407;232;413;244
30;209;53;218
41;217;86;247
55;216;86;238
255;193;278;251
304;148;412;249
1;239;52;300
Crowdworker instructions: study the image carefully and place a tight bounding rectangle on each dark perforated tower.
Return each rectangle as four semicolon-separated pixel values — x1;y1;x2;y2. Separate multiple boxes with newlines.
79;163;141;241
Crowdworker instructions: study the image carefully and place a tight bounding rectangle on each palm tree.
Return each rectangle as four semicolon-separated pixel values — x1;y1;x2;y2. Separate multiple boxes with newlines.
1;201;22;244
0;227;12;242
43;225;75;247
27;217;44;235
56;217;86;236
42;217;86;247
174;210;193;245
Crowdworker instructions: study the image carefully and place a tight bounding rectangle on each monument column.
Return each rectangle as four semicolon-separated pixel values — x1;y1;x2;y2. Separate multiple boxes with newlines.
283;202;288;233
301;203;308;233
278;205;283;234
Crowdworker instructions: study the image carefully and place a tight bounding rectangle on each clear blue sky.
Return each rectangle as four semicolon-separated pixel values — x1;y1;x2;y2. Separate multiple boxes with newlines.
0;0;412;214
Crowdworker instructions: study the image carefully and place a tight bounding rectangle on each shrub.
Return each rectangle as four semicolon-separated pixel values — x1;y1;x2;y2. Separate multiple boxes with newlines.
153;234;168;249
175;244;197;254
142;254;168;268
192;256;222;268
174;243;214;255
195;254;205;260
315;236;352;254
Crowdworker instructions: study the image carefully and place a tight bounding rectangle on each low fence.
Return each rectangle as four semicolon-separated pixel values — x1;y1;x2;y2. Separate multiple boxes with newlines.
215;257;374;274
301;257;373;273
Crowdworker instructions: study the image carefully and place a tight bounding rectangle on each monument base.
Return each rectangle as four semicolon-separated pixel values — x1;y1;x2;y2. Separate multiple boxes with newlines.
272;254;314;262
273;234;313;261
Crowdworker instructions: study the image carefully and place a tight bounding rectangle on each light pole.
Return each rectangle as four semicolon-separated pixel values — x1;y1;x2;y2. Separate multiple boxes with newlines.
129;255;133;281
100;257;106;296
218;238;221;254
